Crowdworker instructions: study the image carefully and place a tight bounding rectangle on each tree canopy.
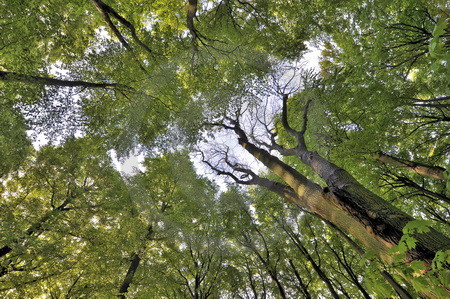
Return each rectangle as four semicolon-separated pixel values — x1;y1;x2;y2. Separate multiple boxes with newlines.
1;0;449;298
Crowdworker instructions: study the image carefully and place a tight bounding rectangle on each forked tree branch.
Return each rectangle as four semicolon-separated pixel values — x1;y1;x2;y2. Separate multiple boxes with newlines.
90;0;153;54
281;94;312;151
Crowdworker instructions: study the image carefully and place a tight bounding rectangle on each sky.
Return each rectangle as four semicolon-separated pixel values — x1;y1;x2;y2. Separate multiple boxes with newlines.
113;44;322;176
28;44;322;177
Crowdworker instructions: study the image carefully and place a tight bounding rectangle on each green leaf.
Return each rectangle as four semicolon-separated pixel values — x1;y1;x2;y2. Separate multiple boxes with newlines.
432;19;446;37
402;220;432;234
405;236;417;249
410;260;426;272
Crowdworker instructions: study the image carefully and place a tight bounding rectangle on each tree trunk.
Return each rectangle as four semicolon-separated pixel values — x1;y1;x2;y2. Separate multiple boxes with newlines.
117;225;153;297
283;224;340;299
237;135;450;266
117;253;141;298
288;259;312;299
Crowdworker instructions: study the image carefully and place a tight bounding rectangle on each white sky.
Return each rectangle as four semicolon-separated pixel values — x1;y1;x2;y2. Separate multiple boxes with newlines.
29;44;322;177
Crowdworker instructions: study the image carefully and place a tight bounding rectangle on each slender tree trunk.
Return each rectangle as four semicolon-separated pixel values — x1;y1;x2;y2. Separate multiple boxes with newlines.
244;234;287;299
117;253;141;298
283;225;340;299
90;0;153;54
380;271;414;299
288;259;312;299
322;239;371;299
268;270;287;299
244;260;259;299
372;152;448;180
320;217;414;299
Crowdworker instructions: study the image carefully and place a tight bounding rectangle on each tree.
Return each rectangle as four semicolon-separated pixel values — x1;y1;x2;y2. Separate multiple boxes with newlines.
202;83;449;295
1;0;449;297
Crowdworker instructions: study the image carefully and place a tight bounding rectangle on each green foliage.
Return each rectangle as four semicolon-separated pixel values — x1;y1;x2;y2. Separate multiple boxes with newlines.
0;102;31;177
0;0;449;297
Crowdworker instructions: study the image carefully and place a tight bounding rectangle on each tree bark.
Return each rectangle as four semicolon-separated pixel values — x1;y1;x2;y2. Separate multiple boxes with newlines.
276;97;450;264
117;253;141;298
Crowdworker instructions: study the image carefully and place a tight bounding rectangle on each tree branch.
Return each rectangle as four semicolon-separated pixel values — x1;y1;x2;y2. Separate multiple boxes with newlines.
281;94;312;150
372;152;448;180
0;71;126;89
90;0;153;55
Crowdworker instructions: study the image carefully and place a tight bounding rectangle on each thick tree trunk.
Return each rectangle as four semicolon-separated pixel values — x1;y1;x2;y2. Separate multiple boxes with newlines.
239;138;393;263
231;121;450;275
217;97;450;297
372;152;448;180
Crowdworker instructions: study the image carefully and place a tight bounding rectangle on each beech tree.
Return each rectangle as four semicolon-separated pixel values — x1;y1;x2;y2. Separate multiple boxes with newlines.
1;0;449;297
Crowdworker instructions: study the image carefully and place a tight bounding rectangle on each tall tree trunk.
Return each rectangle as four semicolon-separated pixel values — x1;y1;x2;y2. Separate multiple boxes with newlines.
282;224;340;299
117;253;141;298
288;259;312;299
259;175;415;298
